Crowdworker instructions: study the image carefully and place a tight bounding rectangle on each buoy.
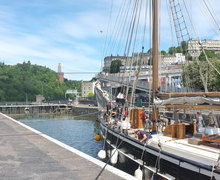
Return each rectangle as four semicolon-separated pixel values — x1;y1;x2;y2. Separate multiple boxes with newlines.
134;166;143;180
118;152;126;163
127;122;131;129
116;121;121;130
121;121;131;130
110;148;118;164
98;149;106;159
121;121;127;130
94;134;102;141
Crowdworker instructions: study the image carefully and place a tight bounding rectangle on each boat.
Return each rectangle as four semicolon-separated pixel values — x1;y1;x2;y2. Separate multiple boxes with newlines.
24;94;29;114
95;1;220;179
24;107;30;114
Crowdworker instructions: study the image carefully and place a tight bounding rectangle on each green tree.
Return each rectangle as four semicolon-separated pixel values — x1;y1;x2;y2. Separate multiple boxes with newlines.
176;46;183;53
213;62;220;90
199;50;216;61
182;60;220;91
0;61;82;102
110;59;123;73
185;54;192;61
181;41;188;55
168;41;187;55
168;47;176;54
161;50;166;55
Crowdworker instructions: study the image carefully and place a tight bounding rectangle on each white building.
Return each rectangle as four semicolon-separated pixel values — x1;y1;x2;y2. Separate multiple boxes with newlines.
103;55;128;72
81;81;96;97
188;39;220;57
161;53;185;65
103;53;150;72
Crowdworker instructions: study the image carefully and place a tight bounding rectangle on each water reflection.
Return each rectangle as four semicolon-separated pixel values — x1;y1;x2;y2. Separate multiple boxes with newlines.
15;114;103;158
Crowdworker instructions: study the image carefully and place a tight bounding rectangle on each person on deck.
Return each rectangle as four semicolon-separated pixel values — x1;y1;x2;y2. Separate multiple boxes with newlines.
140;107;147;126
159;114;169;128
208;112;218;128
135;130;151;143
116;104;123;120
140;108;150;130
123;107;129;120
106;102;112;115
196;112;204;132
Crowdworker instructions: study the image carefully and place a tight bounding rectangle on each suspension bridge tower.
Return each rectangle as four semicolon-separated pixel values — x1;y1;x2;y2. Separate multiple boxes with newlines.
58;63;64;83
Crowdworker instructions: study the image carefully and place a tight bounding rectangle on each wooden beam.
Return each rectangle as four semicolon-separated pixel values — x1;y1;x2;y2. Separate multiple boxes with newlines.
158;104;220;110
159;92;220;97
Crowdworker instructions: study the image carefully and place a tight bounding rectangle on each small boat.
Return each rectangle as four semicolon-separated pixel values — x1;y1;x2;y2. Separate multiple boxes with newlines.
24;107;29;114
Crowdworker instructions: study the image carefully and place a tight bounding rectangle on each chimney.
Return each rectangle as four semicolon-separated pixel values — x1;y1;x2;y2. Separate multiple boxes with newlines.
58;63;64;83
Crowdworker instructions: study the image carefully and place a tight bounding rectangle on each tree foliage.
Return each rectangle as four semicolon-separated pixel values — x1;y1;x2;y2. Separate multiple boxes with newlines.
110;59;123;73
168;41;188;55
182;60;220;91
180;41;188;55
168;46;177;54
161;50;166;55
0;62;81;102
199;50;216;61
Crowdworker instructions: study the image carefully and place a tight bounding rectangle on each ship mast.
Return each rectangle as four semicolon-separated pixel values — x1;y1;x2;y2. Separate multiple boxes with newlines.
152;0;159;92
152;0;159;131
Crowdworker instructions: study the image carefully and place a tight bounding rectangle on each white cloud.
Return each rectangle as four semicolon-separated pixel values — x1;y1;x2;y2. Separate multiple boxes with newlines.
0;2;105;80
0;0;219;81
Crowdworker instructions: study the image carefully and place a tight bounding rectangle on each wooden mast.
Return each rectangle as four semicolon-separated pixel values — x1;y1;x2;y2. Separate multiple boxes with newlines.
152;0;159;91
152;0;159;131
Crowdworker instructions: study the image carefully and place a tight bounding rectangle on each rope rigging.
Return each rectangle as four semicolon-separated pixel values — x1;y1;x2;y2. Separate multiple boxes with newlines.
168;0;190;45
202;0;220;32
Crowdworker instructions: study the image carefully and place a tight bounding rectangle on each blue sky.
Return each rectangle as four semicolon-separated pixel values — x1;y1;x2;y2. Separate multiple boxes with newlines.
0;0;219;80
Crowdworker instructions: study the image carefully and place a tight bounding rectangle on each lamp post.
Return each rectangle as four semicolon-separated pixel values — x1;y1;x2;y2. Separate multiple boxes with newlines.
99;30;104;71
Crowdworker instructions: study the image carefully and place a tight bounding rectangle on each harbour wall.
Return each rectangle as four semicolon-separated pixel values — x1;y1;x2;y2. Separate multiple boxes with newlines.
71;106;98;117
0;104;99;117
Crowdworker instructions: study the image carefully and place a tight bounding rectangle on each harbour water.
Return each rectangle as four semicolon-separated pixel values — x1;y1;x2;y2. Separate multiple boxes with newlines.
15;114;103;158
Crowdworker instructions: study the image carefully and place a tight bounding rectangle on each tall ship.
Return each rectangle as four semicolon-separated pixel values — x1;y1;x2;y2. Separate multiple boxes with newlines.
95;0;220;179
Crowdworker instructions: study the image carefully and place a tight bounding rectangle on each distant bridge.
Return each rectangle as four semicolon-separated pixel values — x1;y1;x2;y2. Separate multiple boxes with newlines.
57;63;99;82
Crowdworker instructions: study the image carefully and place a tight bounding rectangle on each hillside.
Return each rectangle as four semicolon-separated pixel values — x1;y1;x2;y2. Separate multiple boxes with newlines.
0;61;81;102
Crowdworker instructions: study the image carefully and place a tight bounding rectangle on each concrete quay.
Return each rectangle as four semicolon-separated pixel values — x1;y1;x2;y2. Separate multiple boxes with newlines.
0;113;137;180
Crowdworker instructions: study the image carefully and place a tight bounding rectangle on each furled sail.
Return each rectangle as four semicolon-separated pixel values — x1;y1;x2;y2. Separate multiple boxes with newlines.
154;96;220;105
94;81;110;110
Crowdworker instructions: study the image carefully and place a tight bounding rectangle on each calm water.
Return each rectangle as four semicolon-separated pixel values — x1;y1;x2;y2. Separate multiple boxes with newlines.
16;114;103;158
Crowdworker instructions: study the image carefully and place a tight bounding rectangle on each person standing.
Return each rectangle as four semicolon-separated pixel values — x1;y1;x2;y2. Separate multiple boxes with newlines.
208;111;218;128
140;107;147;129
135;130;151;143
116;104;123;120
196;112;204;132
124;107;129;120
106;102;112;115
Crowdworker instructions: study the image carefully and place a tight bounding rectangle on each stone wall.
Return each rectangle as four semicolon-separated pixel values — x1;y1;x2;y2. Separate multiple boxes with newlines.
71;106;98;117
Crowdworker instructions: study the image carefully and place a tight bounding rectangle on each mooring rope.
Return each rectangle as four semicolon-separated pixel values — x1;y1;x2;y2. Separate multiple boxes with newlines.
95;133;124;180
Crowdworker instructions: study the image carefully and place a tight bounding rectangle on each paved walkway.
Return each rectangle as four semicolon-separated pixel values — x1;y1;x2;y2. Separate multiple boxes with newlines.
0;113;137;180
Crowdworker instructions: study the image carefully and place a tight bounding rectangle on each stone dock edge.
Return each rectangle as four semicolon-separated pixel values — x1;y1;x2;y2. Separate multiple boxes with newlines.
1;113;138;180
